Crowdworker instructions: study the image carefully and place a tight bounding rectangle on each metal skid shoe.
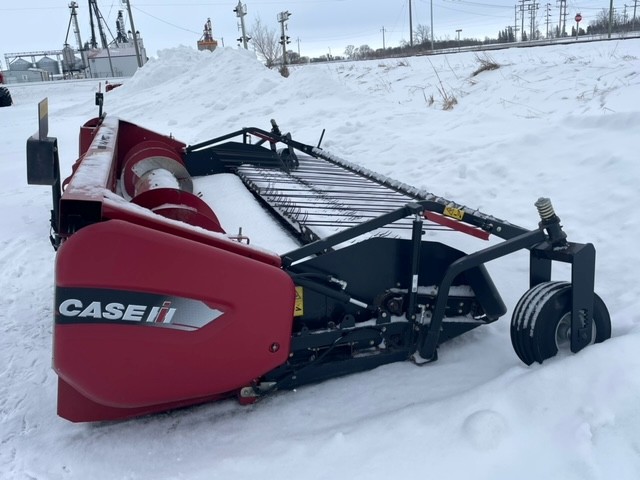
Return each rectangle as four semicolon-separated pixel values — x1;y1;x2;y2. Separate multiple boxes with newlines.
237;383;277;405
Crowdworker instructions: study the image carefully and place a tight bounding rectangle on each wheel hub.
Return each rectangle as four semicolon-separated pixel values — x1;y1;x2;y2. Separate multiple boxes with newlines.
554;313;596;352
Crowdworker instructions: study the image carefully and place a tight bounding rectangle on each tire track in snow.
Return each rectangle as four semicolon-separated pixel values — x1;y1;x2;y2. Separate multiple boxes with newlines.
0;233;56;480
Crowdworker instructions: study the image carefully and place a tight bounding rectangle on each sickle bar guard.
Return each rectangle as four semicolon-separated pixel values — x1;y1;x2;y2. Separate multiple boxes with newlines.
26;98;610;422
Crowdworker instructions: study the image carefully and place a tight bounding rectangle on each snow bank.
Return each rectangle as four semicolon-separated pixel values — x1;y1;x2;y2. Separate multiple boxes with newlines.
1;39;640;479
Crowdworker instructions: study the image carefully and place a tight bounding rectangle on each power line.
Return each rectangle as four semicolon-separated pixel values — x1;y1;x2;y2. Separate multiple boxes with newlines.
437;4;513;19
0;6;63;10
440;0;513;9
132;5;201;34
132;0;350;5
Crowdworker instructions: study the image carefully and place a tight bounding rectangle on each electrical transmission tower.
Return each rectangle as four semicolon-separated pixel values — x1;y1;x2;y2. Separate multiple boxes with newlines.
528;1;540;40
557;0;568;37
519;0;532;40
545;3;552;38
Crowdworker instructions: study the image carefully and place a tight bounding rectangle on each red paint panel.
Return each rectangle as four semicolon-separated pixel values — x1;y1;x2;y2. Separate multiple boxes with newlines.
57;377;229;422
54;220;294;420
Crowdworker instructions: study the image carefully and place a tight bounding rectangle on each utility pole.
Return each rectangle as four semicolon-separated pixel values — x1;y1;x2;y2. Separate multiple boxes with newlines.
519;0;532;40
556;0;562;36
633;0;638;31
609;0;614;38
545;2;552;38
297;37;301;57
514;5;520;41
234;1;249;49
430;0;435;50
278;11;291;66
409;0;414;46
123;0;143;68
529;1;539;40
381;26;386;50
556;0;568;37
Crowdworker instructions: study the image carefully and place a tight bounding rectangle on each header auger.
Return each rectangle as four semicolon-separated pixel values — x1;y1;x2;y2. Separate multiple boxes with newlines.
26;95;610;422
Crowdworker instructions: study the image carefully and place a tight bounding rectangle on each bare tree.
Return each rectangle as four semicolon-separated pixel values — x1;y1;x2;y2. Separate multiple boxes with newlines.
249;17;279;68
344;45;355;59
413;24;431;45
357;45;373;59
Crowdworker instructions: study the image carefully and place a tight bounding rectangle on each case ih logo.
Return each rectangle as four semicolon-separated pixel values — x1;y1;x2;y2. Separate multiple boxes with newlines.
59;299;177;323
56;287;224;331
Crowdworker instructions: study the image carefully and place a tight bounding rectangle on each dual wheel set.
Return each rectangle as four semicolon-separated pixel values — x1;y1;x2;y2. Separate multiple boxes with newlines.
510;281;611;365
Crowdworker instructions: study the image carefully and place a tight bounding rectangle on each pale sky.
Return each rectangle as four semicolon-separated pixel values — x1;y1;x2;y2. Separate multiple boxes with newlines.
0;0;618;65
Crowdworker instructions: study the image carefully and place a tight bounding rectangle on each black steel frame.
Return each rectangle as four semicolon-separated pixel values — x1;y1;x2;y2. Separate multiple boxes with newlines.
187;124;597;358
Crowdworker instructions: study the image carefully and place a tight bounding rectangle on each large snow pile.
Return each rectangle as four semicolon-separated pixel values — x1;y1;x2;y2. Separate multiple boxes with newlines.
1;41;639;479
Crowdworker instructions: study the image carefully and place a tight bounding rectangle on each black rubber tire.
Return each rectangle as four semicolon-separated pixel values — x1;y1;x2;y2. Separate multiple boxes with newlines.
0;86;12;107
511;281;568;365
510;281;611;365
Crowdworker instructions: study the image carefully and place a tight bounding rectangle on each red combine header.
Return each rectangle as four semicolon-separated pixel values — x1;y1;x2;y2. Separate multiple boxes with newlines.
27;96;610;422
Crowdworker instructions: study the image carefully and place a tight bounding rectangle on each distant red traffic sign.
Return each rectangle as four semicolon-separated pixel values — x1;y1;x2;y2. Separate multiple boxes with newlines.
575;13;582;23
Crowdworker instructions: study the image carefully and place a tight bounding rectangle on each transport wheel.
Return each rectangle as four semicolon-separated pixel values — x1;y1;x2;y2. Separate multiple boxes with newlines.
510;281;611;365
0;86;12;107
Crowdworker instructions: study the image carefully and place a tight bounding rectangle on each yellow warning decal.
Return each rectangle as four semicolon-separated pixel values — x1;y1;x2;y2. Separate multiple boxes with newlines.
294;286;304;317
443;206;464;221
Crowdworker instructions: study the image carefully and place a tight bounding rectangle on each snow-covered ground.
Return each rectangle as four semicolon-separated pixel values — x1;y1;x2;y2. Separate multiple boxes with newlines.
1;40;640;479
